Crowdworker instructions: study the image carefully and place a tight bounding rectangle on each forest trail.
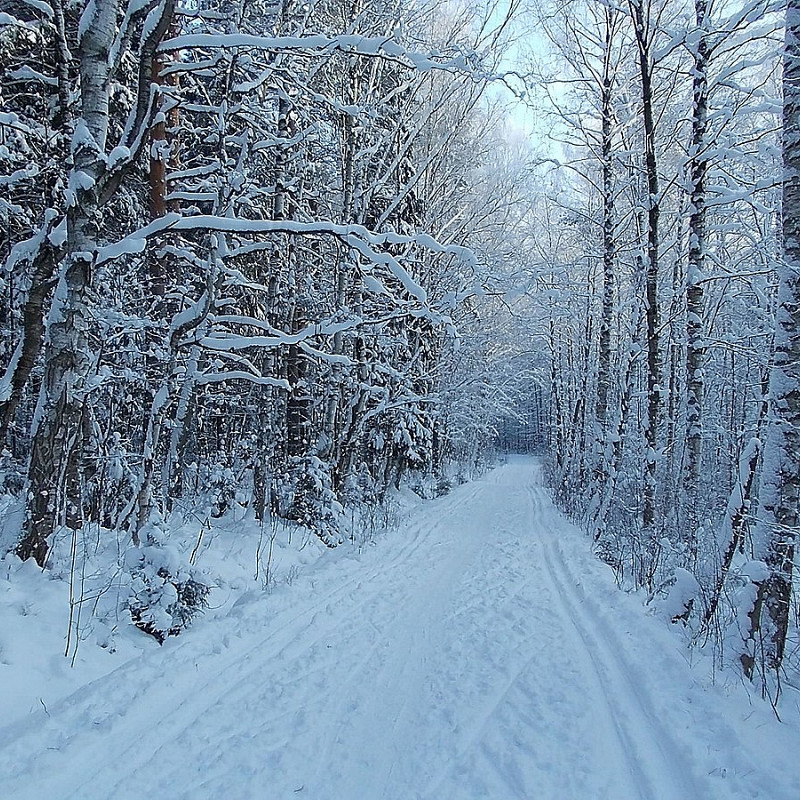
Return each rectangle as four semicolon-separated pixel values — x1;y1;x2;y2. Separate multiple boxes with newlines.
1;457;799;800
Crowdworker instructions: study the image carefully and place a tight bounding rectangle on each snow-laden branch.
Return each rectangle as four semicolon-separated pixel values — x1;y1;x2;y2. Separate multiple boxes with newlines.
94;214;477;305
195;371;291;390
198;317;363;352
159;33;480;75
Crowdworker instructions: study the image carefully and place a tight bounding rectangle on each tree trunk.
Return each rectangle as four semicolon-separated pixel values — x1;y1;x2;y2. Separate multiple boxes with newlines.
630;0;661;529
596;8;617;442
17;0;120;565
683;0;710;550
741;2;800;683
0;228;59;449
286;300;313;458
0;0;71;450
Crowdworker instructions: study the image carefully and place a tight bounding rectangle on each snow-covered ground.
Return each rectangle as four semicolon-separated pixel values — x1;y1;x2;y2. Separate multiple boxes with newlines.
1;457;799;799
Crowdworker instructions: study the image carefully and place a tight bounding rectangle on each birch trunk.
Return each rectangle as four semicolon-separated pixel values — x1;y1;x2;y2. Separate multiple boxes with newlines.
17;0;119;565
741;2;800;682
596;7;618;443
0;0;71;448
683;0;710;548
630;0;661;529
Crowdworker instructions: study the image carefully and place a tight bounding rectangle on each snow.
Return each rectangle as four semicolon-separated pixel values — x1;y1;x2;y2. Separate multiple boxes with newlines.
48;217;67;247
653;566;701;622
0;341;22;402
106;145;130;171
95;215;471;308
5;209;59;272
1;458;800;799
160;33;471;75
195;370;291;389
0;112;33;133
11;0;53;19
6;66;57;86
77;0;96;44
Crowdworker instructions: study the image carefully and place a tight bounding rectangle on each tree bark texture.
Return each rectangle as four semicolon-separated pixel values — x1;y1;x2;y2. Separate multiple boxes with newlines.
684;0;710;535
742;1;800;681
17;0;120;565
630;0;661;529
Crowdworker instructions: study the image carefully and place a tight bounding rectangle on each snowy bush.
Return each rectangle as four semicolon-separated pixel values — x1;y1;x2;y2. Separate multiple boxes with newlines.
435;476;452;497
648;567;701;625
284;455;343;548
340;464;402;546
125;537;210;644
202;460;239;518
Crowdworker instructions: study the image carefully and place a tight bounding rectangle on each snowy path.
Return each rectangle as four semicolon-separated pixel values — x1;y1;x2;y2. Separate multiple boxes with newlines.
2;458;800;799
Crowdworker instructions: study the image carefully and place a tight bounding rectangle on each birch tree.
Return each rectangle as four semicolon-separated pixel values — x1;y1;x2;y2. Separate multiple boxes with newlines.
2;0;521;567
740;0;800;687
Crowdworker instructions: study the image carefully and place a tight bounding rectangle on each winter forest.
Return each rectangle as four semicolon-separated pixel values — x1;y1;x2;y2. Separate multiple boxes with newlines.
3;0;800;796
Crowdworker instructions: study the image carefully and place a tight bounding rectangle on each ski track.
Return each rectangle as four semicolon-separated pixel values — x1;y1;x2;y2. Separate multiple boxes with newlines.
1;458;796;799
530;485;690;800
